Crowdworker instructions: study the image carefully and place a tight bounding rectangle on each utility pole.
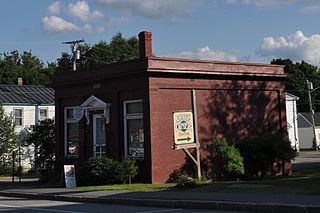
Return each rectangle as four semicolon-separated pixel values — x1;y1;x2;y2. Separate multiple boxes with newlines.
307;79;319;151
63;39;84;71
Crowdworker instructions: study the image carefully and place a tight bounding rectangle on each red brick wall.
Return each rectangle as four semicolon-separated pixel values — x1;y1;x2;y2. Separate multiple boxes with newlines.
149;77;286;183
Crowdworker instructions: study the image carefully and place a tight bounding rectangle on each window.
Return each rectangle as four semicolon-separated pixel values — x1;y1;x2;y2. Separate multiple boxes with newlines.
39;108;48;121
124;100;144;159
14;108;23;126
64;107;79;157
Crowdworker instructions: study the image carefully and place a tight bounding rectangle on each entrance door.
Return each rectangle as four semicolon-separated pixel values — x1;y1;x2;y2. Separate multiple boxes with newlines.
93;114;106;157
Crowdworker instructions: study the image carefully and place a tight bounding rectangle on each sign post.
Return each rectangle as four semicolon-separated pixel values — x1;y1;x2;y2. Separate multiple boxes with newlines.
173;89;201;180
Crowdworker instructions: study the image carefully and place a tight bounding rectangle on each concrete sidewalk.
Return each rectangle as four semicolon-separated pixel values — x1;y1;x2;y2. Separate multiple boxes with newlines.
0;182;319;213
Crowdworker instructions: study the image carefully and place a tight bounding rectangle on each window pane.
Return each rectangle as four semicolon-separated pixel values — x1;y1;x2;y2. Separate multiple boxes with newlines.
15;109;22;117
40;109;48;120
14;109;22;126
127;119;144;158
126;102;142;114
66;123;79;156
66;109;74;119
15;118;22;126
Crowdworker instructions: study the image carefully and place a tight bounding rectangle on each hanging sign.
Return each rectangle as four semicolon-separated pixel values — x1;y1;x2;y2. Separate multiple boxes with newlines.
173;111;195;148
64;165;76;188
73;106;84;121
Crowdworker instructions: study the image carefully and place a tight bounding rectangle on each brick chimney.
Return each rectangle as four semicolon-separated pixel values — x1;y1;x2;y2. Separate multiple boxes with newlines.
139;31;152;58
17;77;23;86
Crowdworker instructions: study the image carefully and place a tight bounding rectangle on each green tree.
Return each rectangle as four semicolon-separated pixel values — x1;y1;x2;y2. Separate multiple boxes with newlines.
206;138;244;180
57;32;139;72
271;59;320;112
0;50;54;85
26;119;55;182
0;104;16;170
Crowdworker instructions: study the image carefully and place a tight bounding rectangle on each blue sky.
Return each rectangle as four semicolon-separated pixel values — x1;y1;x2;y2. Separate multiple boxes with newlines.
1;0;320;66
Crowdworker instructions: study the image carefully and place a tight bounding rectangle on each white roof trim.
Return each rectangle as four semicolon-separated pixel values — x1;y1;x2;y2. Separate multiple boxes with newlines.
80;95;111;125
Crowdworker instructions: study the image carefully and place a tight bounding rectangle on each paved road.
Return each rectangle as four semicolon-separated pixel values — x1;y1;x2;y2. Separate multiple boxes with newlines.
0;196;253;213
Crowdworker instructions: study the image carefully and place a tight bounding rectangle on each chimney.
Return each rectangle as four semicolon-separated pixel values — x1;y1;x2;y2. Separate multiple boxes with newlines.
139;31;152;58
17;77;23;86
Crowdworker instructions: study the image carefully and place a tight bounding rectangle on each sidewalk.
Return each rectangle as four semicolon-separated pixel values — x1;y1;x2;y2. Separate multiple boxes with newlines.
0;182;319;213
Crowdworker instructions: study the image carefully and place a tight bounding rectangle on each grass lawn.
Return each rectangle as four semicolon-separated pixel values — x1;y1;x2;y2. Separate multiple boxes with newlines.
183;170;320;195
79;170;320;195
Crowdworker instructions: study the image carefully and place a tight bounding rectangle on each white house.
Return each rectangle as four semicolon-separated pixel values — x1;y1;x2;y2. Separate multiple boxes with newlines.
286;93;299;151
297;112;320;150
0;82;55;170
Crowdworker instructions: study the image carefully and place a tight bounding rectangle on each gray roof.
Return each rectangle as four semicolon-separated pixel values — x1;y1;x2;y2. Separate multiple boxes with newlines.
0;85;54;105
298;112;320;127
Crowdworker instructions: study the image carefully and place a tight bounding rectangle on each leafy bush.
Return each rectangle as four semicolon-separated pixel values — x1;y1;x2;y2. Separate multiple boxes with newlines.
175;175;197;187
76;157;139;186
206;138;244;180
237;133;297;176
116;158;138;184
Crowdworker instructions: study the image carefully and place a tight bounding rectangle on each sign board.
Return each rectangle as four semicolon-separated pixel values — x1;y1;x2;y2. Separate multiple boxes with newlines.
64;165;76;188
73;106;84;121
173;111;195;148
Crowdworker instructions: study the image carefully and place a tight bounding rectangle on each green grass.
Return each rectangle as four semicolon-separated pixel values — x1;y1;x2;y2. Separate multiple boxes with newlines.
80;183;176;192
78;170;320;195
183;170;320;195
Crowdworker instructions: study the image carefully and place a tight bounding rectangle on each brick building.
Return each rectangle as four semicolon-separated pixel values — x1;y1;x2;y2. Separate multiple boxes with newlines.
53;31;287;183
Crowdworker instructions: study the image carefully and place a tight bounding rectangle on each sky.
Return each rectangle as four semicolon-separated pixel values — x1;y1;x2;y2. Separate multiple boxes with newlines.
1;0;320;66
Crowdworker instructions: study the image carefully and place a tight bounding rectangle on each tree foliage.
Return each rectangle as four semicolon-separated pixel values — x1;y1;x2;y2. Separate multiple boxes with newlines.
206;138;244;180
26;119;55;172
0;50;54;85
237;133;297;177
56;32;139;72
271;58;320;112
0;104;16;162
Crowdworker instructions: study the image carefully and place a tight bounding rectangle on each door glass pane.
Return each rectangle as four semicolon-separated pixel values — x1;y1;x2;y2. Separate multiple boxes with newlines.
96;117;105;145
94;116;106;157
67;123;79;156
127;119;144;158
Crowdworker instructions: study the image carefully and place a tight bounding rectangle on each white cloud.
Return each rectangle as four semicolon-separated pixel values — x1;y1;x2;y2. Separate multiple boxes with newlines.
106;16;129;25
68;1;103;22
226;0;296;7
48;1;62;15
168;46;238;62
41;16;80;34
96;0;200;20
83;24;105;34
257;31;320;65
300;5;320;13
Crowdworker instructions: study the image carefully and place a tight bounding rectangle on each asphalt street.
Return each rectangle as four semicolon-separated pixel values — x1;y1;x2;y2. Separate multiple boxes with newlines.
0;196;254;213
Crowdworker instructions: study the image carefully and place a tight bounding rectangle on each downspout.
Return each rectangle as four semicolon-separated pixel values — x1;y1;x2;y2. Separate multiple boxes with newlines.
292;99;298;151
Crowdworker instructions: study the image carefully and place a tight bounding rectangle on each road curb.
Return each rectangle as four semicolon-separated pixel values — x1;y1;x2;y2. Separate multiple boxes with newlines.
0;191;319;213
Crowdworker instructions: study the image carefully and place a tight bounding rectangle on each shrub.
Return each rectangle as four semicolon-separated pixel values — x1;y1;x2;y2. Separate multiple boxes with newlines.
116;158;138;184
237;133;297;176
76;157;119;186
175;175;197;187
206;138;244;180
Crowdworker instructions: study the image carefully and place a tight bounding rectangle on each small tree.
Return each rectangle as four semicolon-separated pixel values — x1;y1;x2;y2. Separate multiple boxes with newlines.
237;133;297;176
26;119;55;181
0;104;16;172
117;158;138;184
206;138;244;180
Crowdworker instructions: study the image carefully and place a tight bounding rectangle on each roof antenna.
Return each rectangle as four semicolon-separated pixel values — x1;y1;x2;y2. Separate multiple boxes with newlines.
63;39;84;71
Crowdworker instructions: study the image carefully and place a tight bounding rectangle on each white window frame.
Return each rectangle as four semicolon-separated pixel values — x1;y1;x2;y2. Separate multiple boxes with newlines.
39;107;48;121
13;108;23;127
64;107;79;157
123;100;144;159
